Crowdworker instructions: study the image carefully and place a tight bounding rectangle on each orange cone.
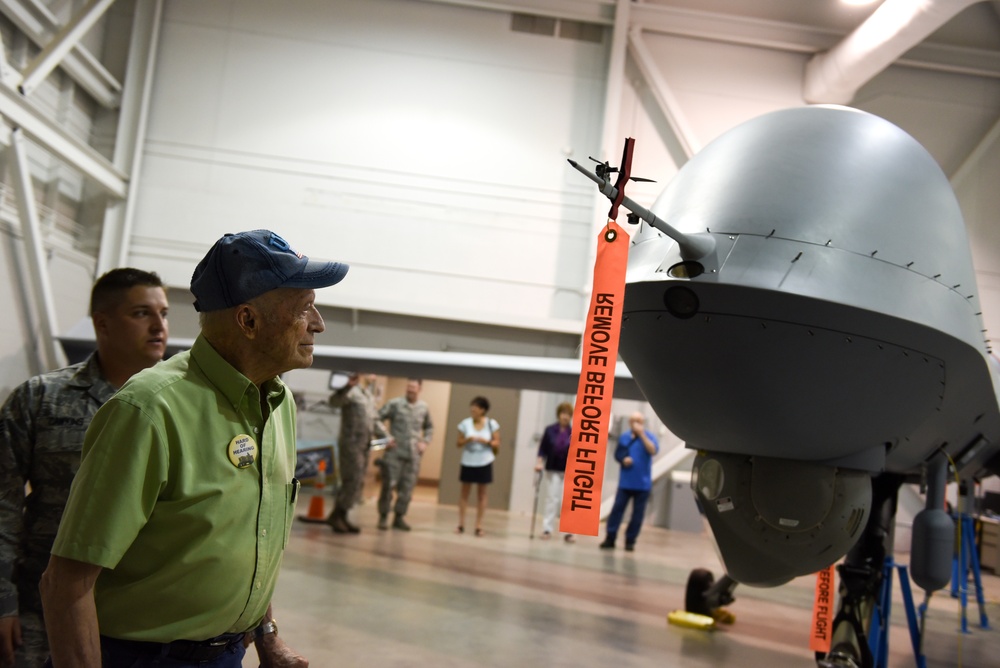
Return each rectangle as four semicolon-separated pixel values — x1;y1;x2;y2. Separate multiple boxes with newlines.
297;459;329;524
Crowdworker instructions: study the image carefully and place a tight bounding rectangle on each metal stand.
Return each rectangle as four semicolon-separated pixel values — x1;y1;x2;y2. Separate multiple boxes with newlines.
868;557;926;668
949;513;991;632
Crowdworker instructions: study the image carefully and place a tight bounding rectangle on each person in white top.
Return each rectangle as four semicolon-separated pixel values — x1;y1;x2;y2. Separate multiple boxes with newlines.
455;396;500;536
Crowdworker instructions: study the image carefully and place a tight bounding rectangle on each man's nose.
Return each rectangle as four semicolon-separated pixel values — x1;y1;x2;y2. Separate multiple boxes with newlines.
309;307;326;333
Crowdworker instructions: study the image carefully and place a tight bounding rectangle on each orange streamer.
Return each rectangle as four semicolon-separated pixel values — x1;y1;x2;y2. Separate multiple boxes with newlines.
809;565;836;653
559;220;629;535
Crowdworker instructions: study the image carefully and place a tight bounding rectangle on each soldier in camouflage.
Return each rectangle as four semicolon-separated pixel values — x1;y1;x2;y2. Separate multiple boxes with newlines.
376;379;434;531
327;372;385;533
0;268;168;668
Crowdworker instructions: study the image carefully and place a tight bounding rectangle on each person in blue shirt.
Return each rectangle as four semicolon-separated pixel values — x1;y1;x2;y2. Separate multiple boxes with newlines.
600;412;659;551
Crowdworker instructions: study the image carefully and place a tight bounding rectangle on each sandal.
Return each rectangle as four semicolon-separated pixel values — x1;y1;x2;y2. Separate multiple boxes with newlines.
540;531;552;540
456;526;464;534
474;528;484;537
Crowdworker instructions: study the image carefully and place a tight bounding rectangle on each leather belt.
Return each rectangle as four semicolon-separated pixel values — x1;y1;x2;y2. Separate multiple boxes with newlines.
101;632;246;663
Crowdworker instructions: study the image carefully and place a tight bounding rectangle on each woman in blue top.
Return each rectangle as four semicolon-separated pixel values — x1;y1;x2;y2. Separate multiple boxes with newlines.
456;396;500;536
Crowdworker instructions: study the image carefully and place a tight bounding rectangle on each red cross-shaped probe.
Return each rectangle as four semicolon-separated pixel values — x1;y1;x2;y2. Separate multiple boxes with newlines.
608;137;635;220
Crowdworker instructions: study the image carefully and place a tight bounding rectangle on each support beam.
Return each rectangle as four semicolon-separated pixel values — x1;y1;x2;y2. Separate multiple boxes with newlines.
0;0;121;107
415;0;613;25
581;0;630;309
0;81;127;198
627;27;700;160
8;127;67;371
97;0;162;273
20;0;118;97
630;1;1000;81
804;0;980;104
950;112;1000;188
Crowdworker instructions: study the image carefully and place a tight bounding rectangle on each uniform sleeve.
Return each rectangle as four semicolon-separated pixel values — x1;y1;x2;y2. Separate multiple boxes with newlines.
0;383;35;617
327;387;350;409
51;398;169;570
421;408;434;442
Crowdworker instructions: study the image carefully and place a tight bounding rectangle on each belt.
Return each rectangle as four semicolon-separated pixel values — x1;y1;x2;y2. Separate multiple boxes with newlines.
101;632;246;663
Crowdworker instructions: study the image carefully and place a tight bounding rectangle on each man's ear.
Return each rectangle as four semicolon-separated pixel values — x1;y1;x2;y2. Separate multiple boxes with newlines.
235;304;259;339
92;311;108;339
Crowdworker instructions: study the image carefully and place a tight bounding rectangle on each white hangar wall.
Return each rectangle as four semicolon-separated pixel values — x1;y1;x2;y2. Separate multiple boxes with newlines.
128;0;608;339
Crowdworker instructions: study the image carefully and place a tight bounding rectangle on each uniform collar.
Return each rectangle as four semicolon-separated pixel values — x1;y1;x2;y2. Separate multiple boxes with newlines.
69;352;117;403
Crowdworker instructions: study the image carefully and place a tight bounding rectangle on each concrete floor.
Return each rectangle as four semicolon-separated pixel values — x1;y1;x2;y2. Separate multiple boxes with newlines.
249;487;1000;667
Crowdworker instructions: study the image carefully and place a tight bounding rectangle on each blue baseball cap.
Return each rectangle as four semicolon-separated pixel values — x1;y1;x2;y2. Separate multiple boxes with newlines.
190;229;349;312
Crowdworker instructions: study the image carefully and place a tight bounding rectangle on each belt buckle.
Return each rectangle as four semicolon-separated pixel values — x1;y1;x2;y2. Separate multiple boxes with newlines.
167;634;239;662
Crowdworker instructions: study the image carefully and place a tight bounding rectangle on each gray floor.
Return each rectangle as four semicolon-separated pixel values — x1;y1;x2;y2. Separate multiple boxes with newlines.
249;488;1000;667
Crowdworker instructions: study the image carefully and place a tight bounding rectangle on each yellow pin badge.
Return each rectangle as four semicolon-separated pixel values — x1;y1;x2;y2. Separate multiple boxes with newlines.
228;434;258;468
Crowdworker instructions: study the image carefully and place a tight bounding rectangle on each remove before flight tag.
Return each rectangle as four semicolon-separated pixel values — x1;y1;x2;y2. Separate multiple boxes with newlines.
560;219;629;535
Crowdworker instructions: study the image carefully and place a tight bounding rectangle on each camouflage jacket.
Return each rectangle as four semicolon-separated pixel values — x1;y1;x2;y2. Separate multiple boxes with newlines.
329;383;386;451
0;353;114;616
378;396;433;460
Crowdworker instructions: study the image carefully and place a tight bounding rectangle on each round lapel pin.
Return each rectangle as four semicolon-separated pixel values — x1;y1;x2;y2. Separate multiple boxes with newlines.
228;434;258;468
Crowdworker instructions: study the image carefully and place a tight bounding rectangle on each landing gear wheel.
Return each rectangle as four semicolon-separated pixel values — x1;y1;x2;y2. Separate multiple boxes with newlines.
685;568;715;616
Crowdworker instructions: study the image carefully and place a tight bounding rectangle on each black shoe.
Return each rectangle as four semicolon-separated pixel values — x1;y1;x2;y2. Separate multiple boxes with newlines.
392;515;411;531
327;509;351;534
378;514;389;530
625;543;635;552
599;539;615;549
343;518;361;534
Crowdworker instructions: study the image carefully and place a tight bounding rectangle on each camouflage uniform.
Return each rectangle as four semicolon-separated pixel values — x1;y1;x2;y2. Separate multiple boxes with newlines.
0;354;114;667
377;397;433;518
329;383;385;511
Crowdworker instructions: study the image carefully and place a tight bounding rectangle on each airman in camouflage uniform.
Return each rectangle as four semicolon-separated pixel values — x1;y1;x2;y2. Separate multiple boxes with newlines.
0;357;115;667
0;268;168;668
327;373;385;533
377;379;433;531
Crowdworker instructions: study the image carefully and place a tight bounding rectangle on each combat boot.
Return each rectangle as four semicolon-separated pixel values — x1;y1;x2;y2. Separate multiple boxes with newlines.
343;512;361;534
378;514;389;530
392;514;411;531
327;508;351;534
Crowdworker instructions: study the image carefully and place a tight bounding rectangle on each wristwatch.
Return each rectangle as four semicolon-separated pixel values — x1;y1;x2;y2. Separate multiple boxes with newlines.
253;619;278;639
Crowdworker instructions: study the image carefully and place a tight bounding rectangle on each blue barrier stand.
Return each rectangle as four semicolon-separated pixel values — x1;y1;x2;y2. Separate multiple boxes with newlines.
949;513;990;632
868;557;927;668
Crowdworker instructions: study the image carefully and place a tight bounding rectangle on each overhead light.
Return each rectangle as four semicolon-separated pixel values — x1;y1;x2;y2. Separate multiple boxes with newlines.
842;0;879;6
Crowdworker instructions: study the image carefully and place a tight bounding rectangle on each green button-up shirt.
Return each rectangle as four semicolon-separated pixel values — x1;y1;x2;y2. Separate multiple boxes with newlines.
52;335;297;642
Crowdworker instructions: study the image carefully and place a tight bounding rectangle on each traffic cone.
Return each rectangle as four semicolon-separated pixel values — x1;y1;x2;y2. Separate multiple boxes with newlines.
298;460;328;524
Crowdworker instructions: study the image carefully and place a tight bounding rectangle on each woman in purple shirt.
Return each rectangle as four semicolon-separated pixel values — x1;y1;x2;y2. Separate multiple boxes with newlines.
534;402;575;542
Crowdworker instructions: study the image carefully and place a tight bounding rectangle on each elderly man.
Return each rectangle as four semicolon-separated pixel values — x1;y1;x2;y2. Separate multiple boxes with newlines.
40;230;347;667
0;268;168;668
599;412;659;552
